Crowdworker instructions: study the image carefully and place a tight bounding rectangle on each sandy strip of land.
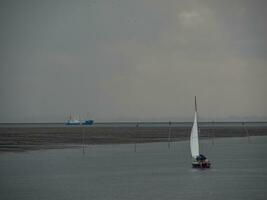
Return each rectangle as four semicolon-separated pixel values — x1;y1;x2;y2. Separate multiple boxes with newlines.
0;126;266;152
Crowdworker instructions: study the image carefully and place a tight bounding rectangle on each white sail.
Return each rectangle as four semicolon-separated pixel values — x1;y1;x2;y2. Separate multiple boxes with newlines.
190;98;199;158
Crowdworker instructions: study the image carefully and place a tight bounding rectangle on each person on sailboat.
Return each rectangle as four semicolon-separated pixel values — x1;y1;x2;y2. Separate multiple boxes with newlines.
195;154;210;168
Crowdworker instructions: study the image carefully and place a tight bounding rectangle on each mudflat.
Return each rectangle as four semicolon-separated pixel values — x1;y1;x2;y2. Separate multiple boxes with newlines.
0;126;266;152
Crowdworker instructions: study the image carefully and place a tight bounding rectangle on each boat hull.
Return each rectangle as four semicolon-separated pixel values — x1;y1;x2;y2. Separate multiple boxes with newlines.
192;161;211;169
65;122;81;125
82;120;94;125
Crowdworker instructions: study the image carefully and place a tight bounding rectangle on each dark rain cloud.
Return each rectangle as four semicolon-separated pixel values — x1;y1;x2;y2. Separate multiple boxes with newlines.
0;0;266;122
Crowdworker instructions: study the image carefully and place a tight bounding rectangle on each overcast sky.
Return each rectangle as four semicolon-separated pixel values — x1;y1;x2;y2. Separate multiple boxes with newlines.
1;0;266;122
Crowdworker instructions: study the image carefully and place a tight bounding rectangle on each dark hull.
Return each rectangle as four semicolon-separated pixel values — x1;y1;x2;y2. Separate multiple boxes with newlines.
192;162;211;169
82;120;94;125
65;123;81;125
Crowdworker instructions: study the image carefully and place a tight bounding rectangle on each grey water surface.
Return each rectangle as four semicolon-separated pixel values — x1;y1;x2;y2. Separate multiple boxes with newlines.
0;136;267;200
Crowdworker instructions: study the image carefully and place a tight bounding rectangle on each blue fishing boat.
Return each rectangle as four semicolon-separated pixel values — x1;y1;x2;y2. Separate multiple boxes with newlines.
82;120;94;125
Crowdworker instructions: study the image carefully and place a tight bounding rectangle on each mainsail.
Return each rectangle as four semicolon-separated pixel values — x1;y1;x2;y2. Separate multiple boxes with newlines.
190;97;199;158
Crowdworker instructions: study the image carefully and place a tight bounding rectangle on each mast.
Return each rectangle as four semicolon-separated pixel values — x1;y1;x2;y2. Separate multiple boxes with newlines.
195;96;197;112
195;96;198;126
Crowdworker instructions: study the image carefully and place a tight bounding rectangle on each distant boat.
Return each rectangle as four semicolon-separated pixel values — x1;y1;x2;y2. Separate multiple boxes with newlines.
82;120;94;125
190;96;211;168
65;115;81;125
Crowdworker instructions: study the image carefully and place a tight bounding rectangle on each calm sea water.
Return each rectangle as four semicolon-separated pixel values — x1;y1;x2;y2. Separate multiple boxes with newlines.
0;136;267;200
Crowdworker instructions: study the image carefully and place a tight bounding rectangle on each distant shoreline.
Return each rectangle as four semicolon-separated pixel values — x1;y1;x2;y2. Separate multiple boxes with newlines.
0;126;266;152
1;121;267;126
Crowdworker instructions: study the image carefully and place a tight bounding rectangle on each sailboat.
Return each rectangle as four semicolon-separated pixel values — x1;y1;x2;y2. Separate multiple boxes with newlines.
190;96;211;168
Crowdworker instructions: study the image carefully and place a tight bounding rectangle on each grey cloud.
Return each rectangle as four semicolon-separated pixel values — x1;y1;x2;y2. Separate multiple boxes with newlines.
0;0;266;122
